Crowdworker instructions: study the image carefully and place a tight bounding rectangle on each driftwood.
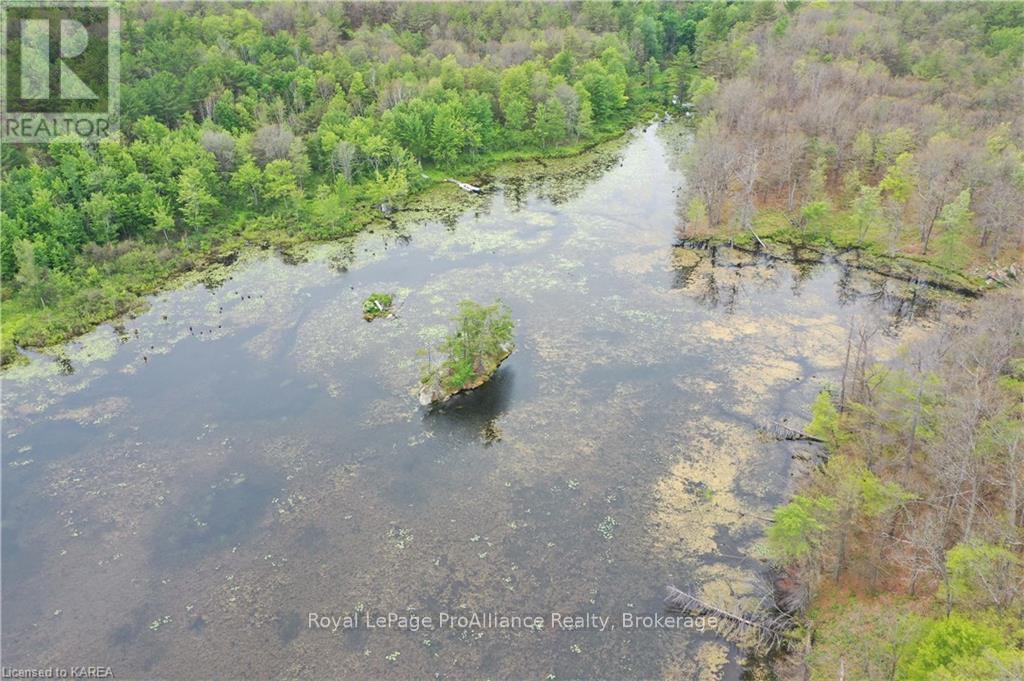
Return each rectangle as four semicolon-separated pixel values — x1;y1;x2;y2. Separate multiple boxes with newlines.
665;585;795;652
760;420;824;443
747;226;769;250
446;178;482;193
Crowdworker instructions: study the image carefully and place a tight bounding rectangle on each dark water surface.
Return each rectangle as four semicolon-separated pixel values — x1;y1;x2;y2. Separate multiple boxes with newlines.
2;124;949;679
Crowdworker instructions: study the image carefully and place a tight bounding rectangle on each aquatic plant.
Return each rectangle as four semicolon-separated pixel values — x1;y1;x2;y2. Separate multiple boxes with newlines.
362;292;395;321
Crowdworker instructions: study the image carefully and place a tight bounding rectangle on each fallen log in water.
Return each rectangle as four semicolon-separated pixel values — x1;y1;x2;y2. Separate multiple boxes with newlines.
446;178;482;193
759;420;825;442
665;585;795;652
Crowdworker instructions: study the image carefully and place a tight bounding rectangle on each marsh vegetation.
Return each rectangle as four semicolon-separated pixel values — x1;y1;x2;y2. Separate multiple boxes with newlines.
362;292;394;321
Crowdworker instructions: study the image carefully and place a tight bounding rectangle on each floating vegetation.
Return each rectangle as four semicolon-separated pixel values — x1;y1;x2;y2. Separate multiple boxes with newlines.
387;526;413;550
362;292;395;321
149;615;173;632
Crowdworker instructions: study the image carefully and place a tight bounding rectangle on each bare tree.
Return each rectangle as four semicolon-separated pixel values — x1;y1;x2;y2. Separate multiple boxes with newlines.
331;141;357;183
914;134;970;254
200;130;237;172
251;123;295;167
687;118;736;227
736;144;761;231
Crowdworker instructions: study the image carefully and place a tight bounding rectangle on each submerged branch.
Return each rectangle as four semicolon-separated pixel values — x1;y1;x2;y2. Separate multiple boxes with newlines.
759;420;825;443
665;585;796;652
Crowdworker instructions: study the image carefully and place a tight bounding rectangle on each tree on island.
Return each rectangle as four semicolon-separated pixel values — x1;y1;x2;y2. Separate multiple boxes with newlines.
419;300;514;405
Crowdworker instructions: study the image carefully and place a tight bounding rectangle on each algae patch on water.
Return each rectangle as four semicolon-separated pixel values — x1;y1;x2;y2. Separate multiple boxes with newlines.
648;418;768;558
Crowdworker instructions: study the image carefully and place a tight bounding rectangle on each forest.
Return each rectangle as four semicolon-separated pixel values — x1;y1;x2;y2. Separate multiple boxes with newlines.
681;2;1024;273
767;288;1024;680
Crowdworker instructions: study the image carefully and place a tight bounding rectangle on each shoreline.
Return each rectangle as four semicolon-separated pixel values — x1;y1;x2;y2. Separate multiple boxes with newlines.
0;122;643;369
678;233;988;298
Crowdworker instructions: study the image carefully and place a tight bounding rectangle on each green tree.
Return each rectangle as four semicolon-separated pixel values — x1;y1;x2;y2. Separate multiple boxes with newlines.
308;184;352;237
421;300;515;399
851;183;883;243
347;71;368;113
12;239;55;308
807;390;845;451
365;167;409;213
582;61;626;123
262;159;302;217
550;50;575;78
899;615;1005;681
499;66;532;133
84;192;117;244
176;167;219;233
430;101;467;167
766;494;835;563
944;542;1021;609
151;197;176;242
933;188;972;264
534;98;567;146
573;83;595;140
230;160;263;206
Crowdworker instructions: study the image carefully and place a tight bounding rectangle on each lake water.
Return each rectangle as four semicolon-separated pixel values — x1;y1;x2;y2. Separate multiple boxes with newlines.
2;123;950;679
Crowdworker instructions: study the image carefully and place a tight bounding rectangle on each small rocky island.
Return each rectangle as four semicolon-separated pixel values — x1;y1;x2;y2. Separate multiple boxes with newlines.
362;292;394;321
418;300;514;406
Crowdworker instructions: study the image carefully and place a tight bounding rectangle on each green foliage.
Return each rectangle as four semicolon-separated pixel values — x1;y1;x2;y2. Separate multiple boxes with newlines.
898;614;1006;681
933;648;1024;681
988;26;1024;62
934;189;972;269
3;1;687;362
176;166;219;231
766;494;835;563
853;464;915;517
688;74;717;105
534;98;568;146
850;183;883;243
806;389;845;451
874;128;916;169
807;599;925;681
800;200;833;236
879;152;915;205
944;542;1022;610
362;292;394;320
807;156;830;200
422;300;515;396
12;239;56;308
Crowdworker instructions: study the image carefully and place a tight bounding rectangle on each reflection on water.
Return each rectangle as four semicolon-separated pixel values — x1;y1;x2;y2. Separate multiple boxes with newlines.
1;123;958;680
